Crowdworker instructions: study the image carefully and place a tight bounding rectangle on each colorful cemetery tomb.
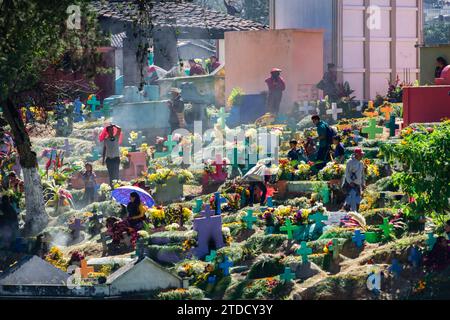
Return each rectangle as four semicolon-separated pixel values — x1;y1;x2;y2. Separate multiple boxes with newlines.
408;246;422;269
329;239;340;260
73;98;84;122
298;101;315;116
352;229;366;248
154;135;178;159
242;209;257;230
379;218;394;240
326;103;343;121
386;115;400;137
194;199;203;214
62;139;72;157
296;241;313;264
380;103;393;121
309;211;328;228
214;192;227;215
426;233;437;251
69;218;85;239
87;95;102;119
389;259;403;277
362;118;383;140
216;107;230;130
280;218;299;240
192;205;225;259
219;256;233;276
80;259;95;279
280;267;296;283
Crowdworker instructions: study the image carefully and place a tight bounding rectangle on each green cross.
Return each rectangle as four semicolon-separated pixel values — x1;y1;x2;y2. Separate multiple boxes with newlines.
385;115;399;137
296;241;312;264
164;135;178;154
280;267;295;283
379;218;394;240
87;95;101;112
319;186;330;205
102;101;112;118
205;250;217;262
329;239;340;260
310;211;328;228
242;209;257;230
362;118;383;139
217;107;230;129
280;219;299;240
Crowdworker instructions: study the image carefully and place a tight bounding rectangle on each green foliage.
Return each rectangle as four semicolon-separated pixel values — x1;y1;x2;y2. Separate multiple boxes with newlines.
424;22;450;45
381;122;450;222
247;254;284;279
157;287;205;300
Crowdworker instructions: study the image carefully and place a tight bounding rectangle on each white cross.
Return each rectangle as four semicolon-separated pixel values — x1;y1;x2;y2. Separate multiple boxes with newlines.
298;101;315;116
327;103;343;121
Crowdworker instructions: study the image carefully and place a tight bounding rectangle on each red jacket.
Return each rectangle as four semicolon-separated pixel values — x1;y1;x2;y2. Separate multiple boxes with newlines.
265;77;286;92
190;64;206;76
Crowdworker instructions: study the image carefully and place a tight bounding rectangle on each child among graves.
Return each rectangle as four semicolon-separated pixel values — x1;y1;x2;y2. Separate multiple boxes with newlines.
82;163;97;205
287;140;308;164
424;236;450;272
311;115;334;166
331;135;345;164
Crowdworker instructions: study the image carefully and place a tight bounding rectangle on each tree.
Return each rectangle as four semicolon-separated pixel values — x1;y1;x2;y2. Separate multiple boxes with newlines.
0;0;108;235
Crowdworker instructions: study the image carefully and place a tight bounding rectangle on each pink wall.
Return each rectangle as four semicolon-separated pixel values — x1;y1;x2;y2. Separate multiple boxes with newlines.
225;29;324;113
403;86;450;126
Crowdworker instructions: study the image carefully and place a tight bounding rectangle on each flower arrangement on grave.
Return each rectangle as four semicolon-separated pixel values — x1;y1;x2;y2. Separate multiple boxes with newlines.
293;162;312;180
43;181;73;211
105;216;139;247
359;189;380;212
98;183;112;198
145;168;176;185
164;205;192;226
120;147;130;169
225;193;241;211
262;208;275;227
363;159;380;183
317;162;345;181
147;206;165;227
157;287;205;300
128;131;139;151
45;247;68;271
177;260;207;278
68;251;85;266
112;179;131;190
222;227;233;246
182;239;198;252
277;158;294;180
177;169;194;184
293;208;311;225
241;277;283;299
341;211;367;230
166;223;181;231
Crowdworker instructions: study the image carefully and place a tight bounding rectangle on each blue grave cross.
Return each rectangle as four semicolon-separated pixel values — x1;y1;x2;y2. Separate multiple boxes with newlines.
353;130;363;143
280;267;296;283
310;211;328;228
389;259;403;277
205;250;217;262
408;246;422;269
87;95;101;112
201;205;214;219
352;229;366;248
242;209;257;230
214;192;227;215
208;275;217;284
219;256;233;276
265;226;275;235
296;241;313;264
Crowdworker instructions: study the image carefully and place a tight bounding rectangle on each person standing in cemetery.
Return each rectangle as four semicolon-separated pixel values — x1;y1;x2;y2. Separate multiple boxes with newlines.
188;59;206;76
317;63;339;102
126;192;147;231
265;68;286;114
331;135;346;164
243;159;278;207
167;87;186;132
311;115;333;164
435;57;448;78
82;162;97;205
102;124;122;186
207;55;221;73
342;148;366;211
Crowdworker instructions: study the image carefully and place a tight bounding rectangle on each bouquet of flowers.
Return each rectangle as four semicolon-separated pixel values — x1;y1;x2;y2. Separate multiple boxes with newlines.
364;159;380;183
178;169;194;184
147;206;166;226
120;147;130;169
146;168;176;185
262;208;275;226
317;162;345;181
293;162;312;180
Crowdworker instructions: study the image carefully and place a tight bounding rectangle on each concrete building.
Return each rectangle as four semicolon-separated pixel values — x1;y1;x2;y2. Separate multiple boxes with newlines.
269;0;423;100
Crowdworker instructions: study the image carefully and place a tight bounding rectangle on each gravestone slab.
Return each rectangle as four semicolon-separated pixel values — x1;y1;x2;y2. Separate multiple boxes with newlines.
192;205;224;259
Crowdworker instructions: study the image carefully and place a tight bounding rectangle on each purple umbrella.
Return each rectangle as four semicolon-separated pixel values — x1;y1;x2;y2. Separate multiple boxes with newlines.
111;186;155;208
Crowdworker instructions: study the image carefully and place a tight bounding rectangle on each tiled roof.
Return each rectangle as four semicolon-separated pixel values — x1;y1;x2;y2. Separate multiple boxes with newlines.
91;0;268;37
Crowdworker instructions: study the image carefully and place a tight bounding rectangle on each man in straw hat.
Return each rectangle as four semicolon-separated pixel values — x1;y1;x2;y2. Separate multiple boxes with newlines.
265;68;286;115
167;87;186;132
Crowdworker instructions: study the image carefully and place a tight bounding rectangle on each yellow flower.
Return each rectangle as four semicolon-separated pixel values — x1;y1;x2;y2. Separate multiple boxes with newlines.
129;131;138;141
